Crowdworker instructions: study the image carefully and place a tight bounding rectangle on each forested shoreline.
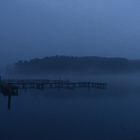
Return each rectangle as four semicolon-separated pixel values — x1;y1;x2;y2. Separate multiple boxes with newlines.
8;56;140;74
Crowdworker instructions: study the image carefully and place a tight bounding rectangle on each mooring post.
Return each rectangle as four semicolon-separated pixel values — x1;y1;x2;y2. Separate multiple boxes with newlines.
0;75;2;83
8;95;12;111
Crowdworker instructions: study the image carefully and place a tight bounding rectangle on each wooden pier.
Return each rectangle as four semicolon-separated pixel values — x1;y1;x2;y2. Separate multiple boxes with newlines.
2;79;107;89
0;82;18;95
0;82;18;111
0;79;107;111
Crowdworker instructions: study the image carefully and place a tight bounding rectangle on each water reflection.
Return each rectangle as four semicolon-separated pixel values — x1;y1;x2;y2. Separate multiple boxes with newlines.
1;84;140;140
1;75;140;140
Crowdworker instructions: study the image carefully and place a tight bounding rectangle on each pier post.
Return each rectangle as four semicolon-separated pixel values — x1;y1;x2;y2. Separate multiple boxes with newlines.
8;95;12;111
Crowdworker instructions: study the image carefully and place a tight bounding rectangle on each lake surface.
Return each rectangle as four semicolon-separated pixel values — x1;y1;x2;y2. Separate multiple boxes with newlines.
1;74;140;140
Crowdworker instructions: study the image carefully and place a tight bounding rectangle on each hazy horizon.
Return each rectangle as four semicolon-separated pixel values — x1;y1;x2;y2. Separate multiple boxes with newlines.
1;0;140;67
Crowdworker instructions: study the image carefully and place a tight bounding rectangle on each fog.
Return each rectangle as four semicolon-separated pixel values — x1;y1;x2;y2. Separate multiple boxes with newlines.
1;0;140;68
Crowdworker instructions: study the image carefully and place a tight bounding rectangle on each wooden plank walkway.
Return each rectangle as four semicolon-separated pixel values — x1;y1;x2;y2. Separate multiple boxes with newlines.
2;79;107;89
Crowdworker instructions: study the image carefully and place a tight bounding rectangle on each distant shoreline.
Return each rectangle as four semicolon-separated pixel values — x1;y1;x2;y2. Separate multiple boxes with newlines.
7;56;140;74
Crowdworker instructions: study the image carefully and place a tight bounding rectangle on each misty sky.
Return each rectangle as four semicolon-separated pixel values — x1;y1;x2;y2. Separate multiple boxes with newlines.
1;0;140;65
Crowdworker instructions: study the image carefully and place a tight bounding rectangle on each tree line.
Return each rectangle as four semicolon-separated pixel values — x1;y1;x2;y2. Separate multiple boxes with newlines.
8;56;140;74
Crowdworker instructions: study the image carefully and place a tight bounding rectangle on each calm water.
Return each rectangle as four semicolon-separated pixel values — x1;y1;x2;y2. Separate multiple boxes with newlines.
1;74;140;140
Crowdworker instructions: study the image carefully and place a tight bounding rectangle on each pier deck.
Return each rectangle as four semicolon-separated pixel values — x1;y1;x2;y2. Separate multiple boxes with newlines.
2;79;107;89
